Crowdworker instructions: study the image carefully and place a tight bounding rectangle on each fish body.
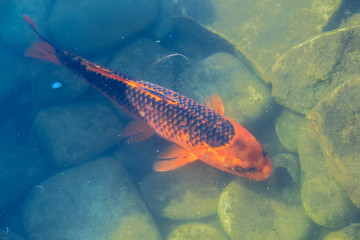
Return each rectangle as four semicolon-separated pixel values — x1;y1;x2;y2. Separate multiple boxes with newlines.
23;15;272;180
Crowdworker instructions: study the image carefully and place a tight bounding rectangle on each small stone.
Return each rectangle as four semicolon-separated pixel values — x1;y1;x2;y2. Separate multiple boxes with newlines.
272;25;360;114
275;109;306;152
23;157;161;240
323;223;360;240
0;145;48;214
307;78;360;207
218;178;312;240
139;162;229;220
33;102;124;167
178;52;274;130
48;0;159;56
167;222;228;240
301;176;357;229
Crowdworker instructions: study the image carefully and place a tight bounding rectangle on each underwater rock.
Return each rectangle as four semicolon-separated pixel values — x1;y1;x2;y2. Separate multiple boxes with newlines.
298;127;357;228
323;223;360;240
105;38;178;90
48;0;159;56
23;157;161;240
201;0;341;81
33;102;124;167
218;178;312;240
139;162;229;220
178;52;274;131
272;25;360;114
167;222;228;240
0;145;48;214
301;176;357;229
269;153;301;204
0;0;52;53
297;129;329;182
307;78;360;207
275;109;306;153
344;13;360;28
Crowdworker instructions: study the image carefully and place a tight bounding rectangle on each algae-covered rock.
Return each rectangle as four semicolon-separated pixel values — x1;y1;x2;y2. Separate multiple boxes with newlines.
298;128;357;228
202;0;341;79
301;177;357;229
218;178;312;240
307;79;360;207
140;162;229;220
178;52;274;130
34;102;124;167
297;129;329;181
23;157;160;240
167;222;228;240
272;25;360;114
275;109;306;153
48;0;159;56
345;13;360;28
323;223;360;240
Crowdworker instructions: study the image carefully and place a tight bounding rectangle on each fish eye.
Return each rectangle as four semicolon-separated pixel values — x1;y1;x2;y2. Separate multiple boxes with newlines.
231;166;246;173
248;167;256;173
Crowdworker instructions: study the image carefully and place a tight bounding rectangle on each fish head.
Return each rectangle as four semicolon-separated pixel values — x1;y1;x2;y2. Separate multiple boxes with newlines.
201;119;272;181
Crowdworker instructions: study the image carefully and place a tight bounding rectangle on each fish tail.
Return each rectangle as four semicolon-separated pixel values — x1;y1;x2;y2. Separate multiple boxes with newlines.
23;15;61;65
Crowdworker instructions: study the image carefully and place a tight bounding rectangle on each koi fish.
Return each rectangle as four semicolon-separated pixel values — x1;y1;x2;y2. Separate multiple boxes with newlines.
23;15;272;180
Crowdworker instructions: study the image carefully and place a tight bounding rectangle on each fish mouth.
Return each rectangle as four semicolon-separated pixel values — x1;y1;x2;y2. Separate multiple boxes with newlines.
248;158;273;181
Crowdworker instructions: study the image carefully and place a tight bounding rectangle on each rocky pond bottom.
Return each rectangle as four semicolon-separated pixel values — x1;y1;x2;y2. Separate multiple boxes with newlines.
1;0;360;240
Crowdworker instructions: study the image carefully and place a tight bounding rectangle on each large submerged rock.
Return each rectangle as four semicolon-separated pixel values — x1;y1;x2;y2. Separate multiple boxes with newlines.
0;145;48;214
272;25;360;114
48;0;159;56
307;78;360;208
34;102;125;167
23;157;161;240
218;178;312;240
202;0;341;80
140;162;229;220
178;52;274;130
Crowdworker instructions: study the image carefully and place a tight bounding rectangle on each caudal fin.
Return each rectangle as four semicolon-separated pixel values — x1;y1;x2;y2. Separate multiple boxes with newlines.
23;15;61;65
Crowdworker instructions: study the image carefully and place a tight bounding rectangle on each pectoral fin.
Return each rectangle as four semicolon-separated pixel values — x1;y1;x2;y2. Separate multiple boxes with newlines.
154;145;198;171
205;94;224;115
122;120;155;143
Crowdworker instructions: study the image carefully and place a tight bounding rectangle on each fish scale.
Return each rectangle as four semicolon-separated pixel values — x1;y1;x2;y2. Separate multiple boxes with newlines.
124;79;236;148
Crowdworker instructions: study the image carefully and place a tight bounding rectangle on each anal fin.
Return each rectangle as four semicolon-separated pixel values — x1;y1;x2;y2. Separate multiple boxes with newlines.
154;145;198;172
122;120;155;143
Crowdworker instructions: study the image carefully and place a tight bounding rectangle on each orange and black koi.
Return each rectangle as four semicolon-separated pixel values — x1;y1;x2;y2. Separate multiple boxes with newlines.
23;15;272;180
